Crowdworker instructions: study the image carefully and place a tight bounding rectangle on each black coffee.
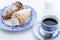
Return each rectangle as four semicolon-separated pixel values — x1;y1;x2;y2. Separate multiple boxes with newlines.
43;18;58;26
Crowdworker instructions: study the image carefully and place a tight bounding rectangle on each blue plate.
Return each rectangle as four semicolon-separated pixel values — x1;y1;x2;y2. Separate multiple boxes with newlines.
0;5;37;31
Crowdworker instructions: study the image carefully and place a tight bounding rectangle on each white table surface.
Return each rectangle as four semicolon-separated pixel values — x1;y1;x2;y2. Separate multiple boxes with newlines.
0;0;60;40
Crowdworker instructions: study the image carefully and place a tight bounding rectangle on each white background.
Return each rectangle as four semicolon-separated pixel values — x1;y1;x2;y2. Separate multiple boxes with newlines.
0;0;60;40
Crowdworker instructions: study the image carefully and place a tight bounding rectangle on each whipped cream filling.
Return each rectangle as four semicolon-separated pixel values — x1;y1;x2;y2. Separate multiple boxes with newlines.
11;16;19;26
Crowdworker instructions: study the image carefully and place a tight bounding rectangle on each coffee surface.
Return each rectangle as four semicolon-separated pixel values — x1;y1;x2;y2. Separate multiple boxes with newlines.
43;18;58;26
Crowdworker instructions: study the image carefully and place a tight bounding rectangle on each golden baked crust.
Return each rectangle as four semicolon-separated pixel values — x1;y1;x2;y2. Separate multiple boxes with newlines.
12;13;25;25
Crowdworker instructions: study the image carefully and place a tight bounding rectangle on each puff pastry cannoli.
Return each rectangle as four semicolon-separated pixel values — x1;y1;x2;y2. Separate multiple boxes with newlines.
2;1;23;20
11;9;31;26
